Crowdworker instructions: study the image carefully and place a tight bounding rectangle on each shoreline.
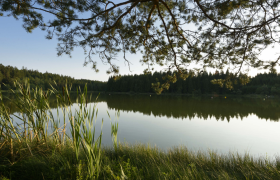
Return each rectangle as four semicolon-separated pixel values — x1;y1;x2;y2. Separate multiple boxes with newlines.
2;89;278;99
102;91;279;98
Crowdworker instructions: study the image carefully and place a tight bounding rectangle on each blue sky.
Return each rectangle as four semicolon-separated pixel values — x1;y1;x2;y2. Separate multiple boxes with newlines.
0;16;147;81
1;14;279;81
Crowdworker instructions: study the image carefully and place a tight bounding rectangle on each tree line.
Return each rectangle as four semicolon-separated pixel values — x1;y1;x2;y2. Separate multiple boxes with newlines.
107;71;280;95
1;63;280;95
0;64;106;91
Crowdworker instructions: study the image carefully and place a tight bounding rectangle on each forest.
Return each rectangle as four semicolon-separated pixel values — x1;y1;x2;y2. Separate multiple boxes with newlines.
0;64;106;91
107;71;280;95
1;63;280;95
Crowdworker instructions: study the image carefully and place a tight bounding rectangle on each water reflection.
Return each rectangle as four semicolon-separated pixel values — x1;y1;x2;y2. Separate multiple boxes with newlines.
3;93;280;121
2;92;280;158
2;92;105;114
105;94;280;122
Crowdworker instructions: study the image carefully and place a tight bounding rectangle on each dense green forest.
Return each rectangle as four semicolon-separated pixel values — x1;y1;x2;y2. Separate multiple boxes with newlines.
0;64;106;91
1;63;280;95
107;71;280;95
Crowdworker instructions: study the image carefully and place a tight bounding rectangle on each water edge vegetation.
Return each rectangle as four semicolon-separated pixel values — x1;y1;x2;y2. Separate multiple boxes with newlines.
1;81;280;180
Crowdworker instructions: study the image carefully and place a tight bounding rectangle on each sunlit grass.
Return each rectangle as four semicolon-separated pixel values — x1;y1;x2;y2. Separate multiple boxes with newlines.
0;80;280;180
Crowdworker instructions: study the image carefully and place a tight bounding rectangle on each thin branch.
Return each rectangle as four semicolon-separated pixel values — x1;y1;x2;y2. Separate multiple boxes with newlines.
157;5;179;71
145;4;156;32
194;0;280;32
93;1;140;37
236;36;249;75
30;0;133;21
159;0;192;47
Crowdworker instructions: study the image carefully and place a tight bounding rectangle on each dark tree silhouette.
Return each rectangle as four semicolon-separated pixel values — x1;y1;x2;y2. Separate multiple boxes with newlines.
1;0;280;92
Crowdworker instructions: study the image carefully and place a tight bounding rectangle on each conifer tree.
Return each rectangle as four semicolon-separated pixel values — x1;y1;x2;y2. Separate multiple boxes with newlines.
1;0;280;92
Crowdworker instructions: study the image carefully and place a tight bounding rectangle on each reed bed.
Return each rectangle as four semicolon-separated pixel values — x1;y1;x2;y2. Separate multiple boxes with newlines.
0;81;280;180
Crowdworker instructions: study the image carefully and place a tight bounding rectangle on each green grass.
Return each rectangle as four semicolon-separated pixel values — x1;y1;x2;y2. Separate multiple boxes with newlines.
1;141;280;180
1;80;280;180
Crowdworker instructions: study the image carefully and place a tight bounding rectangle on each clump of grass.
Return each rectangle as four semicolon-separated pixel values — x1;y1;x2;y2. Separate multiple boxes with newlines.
1;80;280;180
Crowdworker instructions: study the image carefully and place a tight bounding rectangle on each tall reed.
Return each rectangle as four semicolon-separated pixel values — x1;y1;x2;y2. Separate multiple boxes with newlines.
0;80;110;179
108;110;120;152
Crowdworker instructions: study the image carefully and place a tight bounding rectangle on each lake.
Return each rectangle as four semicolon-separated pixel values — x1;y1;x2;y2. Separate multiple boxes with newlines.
3;93;280;159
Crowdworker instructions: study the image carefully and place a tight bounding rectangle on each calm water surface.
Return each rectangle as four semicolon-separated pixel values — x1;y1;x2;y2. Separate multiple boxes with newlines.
4;93;280;159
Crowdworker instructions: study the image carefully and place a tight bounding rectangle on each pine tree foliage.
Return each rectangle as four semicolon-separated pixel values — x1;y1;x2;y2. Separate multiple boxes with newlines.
1;0;280;93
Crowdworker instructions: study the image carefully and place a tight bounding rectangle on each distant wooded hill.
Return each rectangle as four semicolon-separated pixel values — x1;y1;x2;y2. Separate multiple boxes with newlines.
0;64;106;91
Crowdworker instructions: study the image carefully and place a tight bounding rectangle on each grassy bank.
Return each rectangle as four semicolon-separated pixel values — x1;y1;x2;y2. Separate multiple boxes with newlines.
1;81;280;180
1;140;280;180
